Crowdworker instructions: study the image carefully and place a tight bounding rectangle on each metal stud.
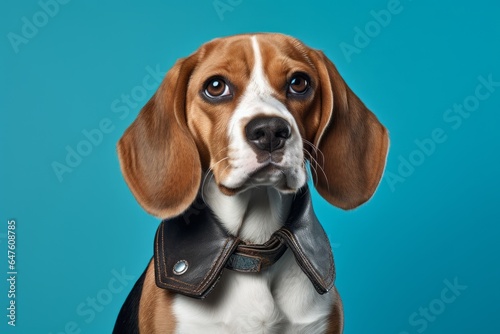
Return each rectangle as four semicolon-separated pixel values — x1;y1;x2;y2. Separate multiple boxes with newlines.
173;260;188;275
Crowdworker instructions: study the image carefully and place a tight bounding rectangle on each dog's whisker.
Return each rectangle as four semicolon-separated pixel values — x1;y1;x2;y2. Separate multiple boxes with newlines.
304;140;325;169
303;157;316;185
303;150;319;187
313;158;330;192
207;161;234;197
201;157;230;203
303;148;330;191
213;145;232;158
303;149;320;179
302;141;327;181
303;139;325;168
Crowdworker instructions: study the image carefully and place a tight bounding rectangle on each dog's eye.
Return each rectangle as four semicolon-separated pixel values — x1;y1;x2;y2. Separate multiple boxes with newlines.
288;74;310;95
204;78;231;98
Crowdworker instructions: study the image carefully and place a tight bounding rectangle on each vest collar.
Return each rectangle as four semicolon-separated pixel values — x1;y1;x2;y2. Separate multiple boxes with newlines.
154;186;335;299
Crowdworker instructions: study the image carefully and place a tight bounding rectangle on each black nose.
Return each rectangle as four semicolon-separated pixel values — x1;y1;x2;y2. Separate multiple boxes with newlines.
245;117;291;153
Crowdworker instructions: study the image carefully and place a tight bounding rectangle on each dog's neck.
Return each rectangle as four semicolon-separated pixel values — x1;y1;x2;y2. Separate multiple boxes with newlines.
203;178;293;244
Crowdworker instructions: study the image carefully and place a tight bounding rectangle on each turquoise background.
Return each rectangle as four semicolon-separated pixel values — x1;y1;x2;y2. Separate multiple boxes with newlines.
1;0;499;333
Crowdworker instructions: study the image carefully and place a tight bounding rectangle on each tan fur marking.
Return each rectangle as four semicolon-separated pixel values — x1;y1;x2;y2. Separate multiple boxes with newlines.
186;36;256;184
307;48;389;210
326;286;345;334
138;260;177;333
117;56;202;219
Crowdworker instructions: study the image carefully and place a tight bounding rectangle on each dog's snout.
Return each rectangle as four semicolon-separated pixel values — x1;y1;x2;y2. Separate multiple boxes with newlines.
245;117;291;153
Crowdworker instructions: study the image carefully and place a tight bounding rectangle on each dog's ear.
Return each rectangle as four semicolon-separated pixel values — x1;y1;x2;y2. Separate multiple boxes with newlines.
117;55;201;218
309;50;389;210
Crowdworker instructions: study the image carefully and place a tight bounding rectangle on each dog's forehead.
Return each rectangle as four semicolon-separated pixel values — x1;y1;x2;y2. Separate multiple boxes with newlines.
194;35;254;76
192;34;314;79
251;34;315;67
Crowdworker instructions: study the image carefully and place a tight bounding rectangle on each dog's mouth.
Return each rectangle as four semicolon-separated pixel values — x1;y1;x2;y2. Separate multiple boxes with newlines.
218;162;303;196
249;163;282;178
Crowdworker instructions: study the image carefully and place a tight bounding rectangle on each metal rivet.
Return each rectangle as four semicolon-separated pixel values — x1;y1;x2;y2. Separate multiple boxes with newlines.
173;260;189;275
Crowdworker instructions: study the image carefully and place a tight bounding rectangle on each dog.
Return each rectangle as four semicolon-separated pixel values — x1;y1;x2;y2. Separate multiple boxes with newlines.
113;33;389;334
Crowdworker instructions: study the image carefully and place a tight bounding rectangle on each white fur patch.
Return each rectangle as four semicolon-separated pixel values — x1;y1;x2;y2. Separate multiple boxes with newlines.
222;35;306;192
173;249;334;334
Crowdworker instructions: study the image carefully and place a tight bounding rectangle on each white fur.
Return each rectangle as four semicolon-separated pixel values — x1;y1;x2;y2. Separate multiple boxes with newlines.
172;35;333;334
222;36;307;192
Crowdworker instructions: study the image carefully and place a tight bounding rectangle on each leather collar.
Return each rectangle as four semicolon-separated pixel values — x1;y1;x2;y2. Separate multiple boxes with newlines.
154;187;335;299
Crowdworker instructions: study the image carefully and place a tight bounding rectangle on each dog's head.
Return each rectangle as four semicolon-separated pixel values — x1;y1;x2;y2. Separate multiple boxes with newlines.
118;33;389;218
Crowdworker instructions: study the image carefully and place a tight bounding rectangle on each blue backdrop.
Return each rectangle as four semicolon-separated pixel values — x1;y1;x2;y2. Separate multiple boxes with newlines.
1;0;499;333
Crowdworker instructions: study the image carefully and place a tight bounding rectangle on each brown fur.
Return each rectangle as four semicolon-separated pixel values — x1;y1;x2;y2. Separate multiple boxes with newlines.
307;50;389;209
138;261;176;333
185;36;255;183
117;55;202;218
326;286;345;334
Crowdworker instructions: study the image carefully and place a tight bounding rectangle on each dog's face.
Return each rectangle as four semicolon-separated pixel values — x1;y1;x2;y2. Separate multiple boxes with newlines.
185;35;316;195
118;33;389;218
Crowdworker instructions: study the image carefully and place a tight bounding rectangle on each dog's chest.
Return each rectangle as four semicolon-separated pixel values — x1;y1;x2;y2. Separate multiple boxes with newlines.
171;250;333;334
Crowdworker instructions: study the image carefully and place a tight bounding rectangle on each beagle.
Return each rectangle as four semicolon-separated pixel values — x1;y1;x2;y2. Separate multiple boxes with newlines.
113;33;389;334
